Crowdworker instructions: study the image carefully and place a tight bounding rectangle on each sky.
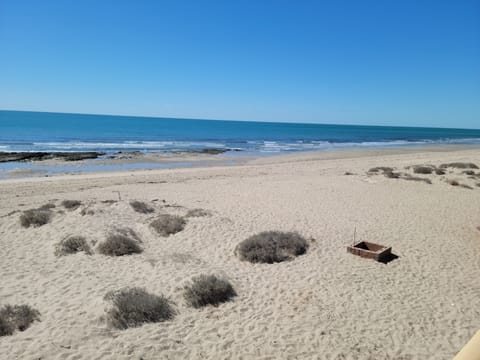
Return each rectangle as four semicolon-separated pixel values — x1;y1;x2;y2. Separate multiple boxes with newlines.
0;0;479;128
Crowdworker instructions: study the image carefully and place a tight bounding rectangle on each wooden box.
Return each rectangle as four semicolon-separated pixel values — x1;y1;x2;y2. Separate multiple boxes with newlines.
347;241;392;262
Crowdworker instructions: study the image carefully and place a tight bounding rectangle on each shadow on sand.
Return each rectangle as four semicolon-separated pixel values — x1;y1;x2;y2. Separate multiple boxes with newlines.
379;252;400;264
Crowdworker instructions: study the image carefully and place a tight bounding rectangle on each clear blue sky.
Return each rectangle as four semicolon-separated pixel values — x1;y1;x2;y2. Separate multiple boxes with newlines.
0;0;479;128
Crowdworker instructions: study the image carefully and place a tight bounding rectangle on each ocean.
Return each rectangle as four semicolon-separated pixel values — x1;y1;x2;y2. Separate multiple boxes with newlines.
2;109;480;177
0;111;480;155
2;110;480;155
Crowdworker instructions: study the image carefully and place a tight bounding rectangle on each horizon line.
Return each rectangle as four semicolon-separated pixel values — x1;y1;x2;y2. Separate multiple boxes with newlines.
1;108;479;132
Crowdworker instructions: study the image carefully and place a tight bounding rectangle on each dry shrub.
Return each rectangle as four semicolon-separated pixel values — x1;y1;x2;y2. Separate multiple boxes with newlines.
186;208;211;218
104;287;175;329
236;231;308;264
462;170;476;175
150;214;186;236
368;166;401;179
20;208;52;228
413;166;433;174
97;232;143;256
0;316;11;336
435;168;446;175
384;171;401;179
184;275;236;308
80;208;95;216
369;166;433;184
402;174;432;184
0;304;40;336
115;227;141;242
369;167;394;173
130;201;154;214
39;203;56;210
55;236;92;256
447;179;459;186
440;162;479;169
61;200;82;210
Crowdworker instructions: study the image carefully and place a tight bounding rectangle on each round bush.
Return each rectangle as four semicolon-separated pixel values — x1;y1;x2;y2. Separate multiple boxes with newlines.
130;201;154;214
104;287;175;329
20;208;52;228
184;275;236;308
97;234;143;256
0;304;40;336
440;162;479;169
186;208;211;218
61;200;82;210
0;316;13;336
413;166;433;174
150;214;186;236
236;231;309;263
55;236;92;256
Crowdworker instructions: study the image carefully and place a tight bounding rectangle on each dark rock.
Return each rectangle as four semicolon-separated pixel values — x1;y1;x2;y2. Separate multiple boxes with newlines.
0;152;104;163
171;148;232;155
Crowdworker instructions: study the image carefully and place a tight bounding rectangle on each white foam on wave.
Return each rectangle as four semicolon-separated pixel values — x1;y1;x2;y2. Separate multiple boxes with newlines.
2;137;480;154
30;141;226;150
255;137;480;153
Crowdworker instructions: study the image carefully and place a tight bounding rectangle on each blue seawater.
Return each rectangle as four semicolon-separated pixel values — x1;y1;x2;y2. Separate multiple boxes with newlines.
1;110;480;154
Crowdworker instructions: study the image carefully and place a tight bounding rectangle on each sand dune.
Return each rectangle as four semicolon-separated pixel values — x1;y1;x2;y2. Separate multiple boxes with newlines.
1;147;480;359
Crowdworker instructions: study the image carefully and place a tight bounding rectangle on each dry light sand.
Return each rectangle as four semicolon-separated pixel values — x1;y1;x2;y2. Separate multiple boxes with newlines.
1;147;480;360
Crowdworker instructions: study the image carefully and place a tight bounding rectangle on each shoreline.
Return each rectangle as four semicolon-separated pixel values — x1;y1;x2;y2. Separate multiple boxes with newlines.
2;144;480;181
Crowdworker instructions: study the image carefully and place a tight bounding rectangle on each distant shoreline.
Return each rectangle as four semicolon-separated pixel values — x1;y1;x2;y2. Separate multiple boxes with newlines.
2;143;480;180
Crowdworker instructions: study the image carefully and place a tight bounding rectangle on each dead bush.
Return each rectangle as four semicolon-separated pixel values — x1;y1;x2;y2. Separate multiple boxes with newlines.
115;227;141;242
440;163;479;169
130;201;154;214
104;287;175;329
150;215;186;236
413;166;433;174
236;231;308;264
20;208;52;228
369;167;394;173
402;174;432;184
80;208;95;216
97;233;143;256
384;171;401;179
0;304;40;336
368;166;401;179
39;203;56;210
55;236;92;256
184;275;236;308
61;200;82;210
0;315;11;336
186;208;211;218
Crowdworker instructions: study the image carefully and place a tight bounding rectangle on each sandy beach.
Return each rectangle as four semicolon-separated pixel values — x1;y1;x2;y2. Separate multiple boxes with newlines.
1;146;480;360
